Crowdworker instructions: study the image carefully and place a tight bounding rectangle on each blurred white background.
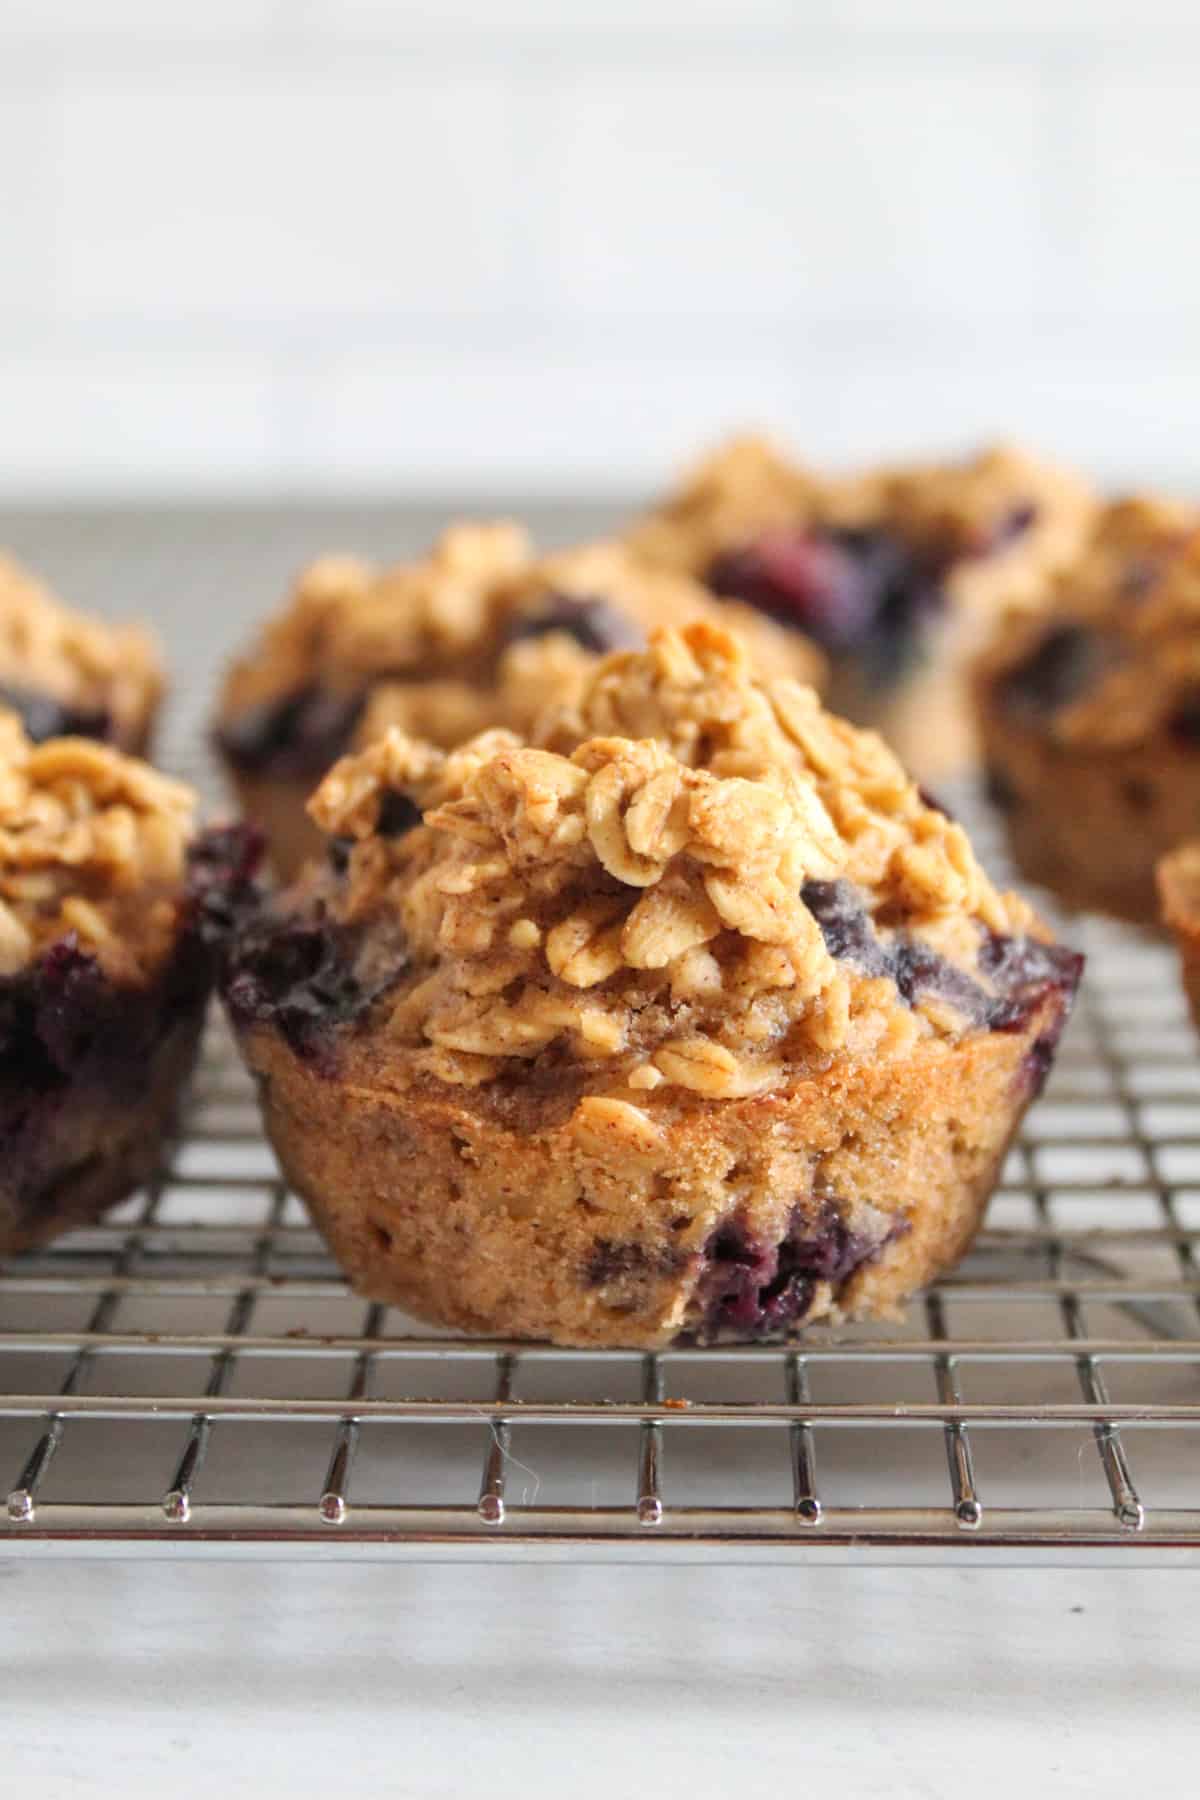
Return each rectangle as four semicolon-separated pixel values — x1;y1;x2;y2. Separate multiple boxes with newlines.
1;0;1198;499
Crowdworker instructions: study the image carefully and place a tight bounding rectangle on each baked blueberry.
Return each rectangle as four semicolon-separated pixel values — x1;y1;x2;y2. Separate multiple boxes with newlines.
629;435;1094;780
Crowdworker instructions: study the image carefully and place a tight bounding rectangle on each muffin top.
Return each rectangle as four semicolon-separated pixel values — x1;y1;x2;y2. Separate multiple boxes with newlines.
0;552;164;745
218;522;824;766
235;625;1077;1102
358;536;825;751
0;712;196;982
978;496;1200;752
627;435;1095;653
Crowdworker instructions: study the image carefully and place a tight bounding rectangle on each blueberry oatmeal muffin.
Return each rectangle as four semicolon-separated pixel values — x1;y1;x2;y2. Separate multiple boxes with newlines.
0;712;255;1253
215;523;823;880
1157;846;1200;1031
222;624;1081;1347
0;550;164;753
628;435;1094;779
977;496;1200;924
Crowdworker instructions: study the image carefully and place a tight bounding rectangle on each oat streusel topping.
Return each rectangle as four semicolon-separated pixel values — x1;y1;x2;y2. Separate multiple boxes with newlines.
355;539;825;752
979;496;1200;751
625;436;827;575
223;523;825;755
629;434;1094;616
0;552;163;732
221;522;533;717
0;712;195;981
304;625;1035;1096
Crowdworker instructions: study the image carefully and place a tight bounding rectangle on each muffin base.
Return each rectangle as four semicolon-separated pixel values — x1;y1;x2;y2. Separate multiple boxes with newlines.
978;702;1200;927
234;991;1069;1348
0;1004;204;1254
228;768;324;883
0;819;261;1256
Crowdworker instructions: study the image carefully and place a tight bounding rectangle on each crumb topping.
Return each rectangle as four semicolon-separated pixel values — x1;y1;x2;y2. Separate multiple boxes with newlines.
978;496;1200;751
220;522;533;718
0;552;163;735
356;540;825;753
0;712;195;981
626;436;826;576
222;522;826;761
629;435;1094;617
300;625;1042;1095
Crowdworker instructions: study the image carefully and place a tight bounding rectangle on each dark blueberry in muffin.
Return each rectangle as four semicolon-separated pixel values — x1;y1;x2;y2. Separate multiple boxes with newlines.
707;526;944;684
583;1238;688;1289
889;937;997;1025
802;878;891;978
377;790;423;838
805;877;1082;1041
693;1201;902;1339
501;593;644;657
215;683;367;780
1167;690;1200;745
978;933;1084;1035
998;623;1110;720
184;823;265;951
223;901;407;1072
707;531;879;652
0;681;112;745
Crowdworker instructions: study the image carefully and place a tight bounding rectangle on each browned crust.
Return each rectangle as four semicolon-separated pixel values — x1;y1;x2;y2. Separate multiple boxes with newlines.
236;1000;1056;1348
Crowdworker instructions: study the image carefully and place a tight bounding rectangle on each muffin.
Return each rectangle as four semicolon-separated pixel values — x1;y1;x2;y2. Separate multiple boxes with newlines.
1157;846;1200;1030
977;497;1200;924
0;712;255;1253
222;624;1081;1348
0;550;164;754
627;435;1094;779
214;523;823;881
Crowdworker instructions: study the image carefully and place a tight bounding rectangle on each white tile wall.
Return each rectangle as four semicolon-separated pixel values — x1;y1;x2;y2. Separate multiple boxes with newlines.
0;1;1198;498
550;68;1042;323
54;74;519;324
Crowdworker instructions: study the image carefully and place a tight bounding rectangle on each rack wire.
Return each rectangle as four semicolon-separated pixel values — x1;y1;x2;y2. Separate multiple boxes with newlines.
0;505;1197;1564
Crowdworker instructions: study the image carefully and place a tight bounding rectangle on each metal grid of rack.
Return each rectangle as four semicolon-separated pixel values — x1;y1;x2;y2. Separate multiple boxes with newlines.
0;506;1197;1564
2;819;1198;1561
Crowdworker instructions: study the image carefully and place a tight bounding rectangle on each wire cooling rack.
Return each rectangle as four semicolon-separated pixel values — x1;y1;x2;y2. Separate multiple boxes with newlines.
0;506;1197;1565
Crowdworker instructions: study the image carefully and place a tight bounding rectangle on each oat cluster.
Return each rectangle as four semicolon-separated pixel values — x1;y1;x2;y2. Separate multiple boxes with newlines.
0;712;195;981
628;434;1094;616
306;625;1031;1095
625;436;826;576
980;497;1200;751
220;523;532;717
223;523;823;752
0;552;163;734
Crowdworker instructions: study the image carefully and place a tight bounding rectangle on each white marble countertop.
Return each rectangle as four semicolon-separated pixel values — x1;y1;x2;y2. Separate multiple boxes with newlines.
4;1559;1197;1796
